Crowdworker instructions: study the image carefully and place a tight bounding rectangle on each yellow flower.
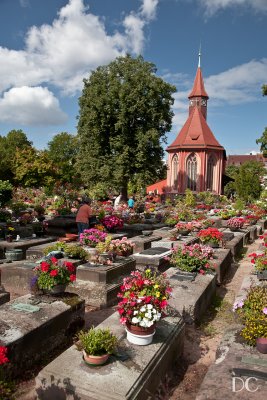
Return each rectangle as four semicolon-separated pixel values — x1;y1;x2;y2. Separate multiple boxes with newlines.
154;284;159;289
8;227;15;231
156;291;161;298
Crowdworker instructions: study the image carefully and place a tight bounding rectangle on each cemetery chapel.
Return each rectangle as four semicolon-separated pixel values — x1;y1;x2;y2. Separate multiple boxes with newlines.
148;53;226;195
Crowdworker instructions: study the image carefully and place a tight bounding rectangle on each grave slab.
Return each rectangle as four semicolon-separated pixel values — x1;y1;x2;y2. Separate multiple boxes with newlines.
35;311;185;400
130;235;162;253
0;257;83;296
165;267;217;323
68;258;136;308
0;236;56;259
131;247;172;272
0;293;85;378
151;235;198;249
224;232;245;258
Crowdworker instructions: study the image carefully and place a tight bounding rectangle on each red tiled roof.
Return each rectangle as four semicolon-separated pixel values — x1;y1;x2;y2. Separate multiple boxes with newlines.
146;179;167;194
227;154;267;166
167;106;224;150
188;67;209;99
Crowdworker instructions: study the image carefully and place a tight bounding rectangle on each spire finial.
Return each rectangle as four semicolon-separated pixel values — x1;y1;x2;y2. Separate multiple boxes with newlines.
198;43;201;68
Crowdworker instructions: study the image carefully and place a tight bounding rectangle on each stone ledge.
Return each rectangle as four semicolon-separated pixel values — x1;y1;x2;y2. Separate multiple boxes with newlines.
0;293;85;378
35;312;185;400
166;267;217;323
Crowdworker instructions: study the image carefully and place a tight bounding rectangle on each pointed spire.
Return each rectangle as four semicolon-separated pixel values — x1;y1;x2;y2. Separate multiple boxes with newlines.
188;48;209;99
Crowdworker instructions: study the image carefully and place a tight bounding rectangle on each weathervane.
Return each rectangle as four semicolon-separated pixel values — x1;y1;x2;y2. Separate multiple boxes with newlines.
198;43;201;68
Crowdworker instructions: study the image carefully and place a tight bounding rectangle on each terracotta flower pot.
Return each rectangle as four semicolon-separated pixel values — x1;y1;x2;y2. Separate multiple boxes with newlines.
256;337;267;354
83;350;110;366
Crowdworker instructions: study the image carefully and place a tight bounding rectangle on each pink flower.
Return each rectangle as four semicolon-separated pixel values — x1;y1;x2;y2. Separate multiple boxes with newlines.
263;308;267;315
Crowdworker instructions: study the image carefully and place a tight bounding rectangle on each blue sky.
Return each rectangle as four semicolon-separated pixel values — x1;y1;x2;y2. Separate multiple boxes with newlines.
0;0;266;156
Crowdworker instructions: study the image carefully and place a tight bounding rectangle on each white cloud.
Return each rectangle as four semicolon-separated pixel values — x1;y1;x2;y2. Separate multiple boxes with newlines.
0;86;67;125
140;0;159;20
199;0;267;15
19;0;30;8
245;150;258;155
0;0;159;97
205;58;267;104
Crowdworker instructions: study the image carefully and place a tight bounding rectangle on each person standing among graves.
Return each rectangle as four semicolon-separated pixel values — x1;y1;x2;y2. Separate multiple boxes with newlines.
128;196;135;209
76;197;92;237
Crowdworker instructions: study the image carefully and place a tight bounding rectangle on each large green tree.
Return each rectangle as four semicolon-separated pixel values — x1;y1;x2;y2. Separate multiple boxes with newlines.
262;85;267;96
256;86;267;156
76;55;176;195
47;132;79;183
0;130;32;181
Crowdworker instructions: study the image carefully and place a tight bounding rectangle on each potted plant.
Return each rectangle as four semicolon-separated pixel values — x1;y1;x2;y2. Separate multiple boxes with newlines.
197;227;223;248
168;243;215;275
63;243;89;261
233;285;267;351
227;217;245;231
117;269;172;345
32;256;76;294
76;327;118;366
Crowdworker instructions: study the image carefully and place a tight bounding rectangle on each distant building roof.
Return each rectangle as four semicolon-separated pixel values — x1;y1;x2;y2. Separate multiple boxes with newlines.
226;154;267;166
146;179;167;194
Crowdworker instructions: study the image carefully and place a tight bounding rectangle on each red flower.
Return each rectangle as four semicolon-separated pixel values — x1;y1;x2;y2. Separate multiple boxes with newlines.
70;274;76;282
41;261;50;272
50;256;58;264
50;269;58;277
0;346;9;365
64;261;75;272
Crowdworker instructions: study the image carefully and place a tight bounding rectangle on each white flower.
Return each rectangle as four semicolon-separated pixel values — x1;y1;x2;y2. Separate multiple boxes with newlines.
147;304;153;310
145;312;152;318
133;311;138;315
140;306;146;312
131;317;140;324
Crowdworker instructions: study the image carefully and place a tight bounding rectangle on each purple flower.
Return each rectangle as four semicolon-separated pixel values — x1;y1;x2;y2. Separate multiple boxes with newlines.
263;307;267;315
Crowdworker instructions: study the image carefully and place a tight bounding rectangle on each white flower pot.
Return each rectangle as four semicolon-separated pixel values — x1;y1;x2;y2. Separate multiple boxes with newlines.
125;327;155;345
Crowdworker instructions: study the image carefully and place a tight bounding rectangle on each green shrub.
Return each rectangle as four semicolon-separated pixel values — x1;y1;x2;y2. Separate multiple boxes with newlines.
64;244;89;260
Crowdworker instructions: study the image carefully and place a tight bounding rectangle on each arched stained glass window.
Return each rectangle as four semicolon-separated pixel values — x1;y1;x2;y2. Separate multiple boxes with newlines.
186;153;197;191
172;154;179;188
207;155;216;191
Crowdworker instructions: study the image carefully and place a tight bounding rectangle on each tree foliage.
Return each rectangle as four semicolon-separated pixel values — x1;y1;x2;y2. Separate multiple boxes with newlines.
262;84;267;96
256;127;267;157
76;54;176;194
13;147;58;188
0;130;32;181
234;161;264;202
47;132;79;183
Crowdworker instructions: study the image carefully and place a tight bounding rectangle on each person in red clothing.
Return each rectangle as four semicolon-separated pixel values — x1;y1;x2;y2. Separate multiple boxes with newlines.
76;197;92;237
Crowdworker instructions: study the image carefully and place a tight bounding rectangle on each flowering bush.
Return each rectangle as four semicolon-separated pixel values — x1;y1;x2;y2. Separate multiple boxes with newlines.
168;243;215;274
0;346;12;400
101;215;124;230
80;228;107;247
248;252;267;271
33;257;76;290
227;217;245;229
117;269;172;328
197;227;223;245
233;285;267;345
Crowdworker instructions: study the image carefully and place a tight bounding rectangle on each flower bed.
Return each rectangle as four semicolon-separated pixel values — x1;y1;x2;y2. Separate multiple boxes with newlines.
168;243;215;274
197;227;223;246
80;228;107;247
